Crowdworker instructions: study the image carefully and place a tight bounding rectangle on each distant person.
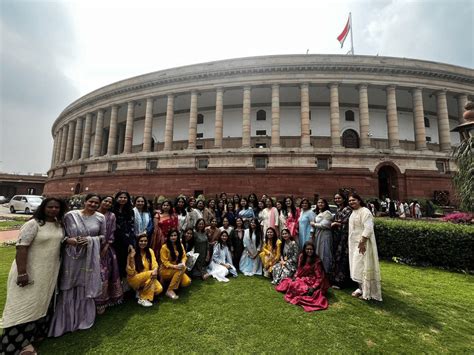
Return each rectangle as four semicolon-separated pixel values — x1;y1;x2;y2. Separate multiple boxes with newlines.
271;229;299;285
207;230;238;282
239;218;263;276
311;198;334;274
0;198;67;355
298;198;316;249
259;227;282;278
348;193;382;301
275;241;330;312
49;193;106;337
127;234;163;307
151;199;178;256
133;196;152;238
230;217;245;271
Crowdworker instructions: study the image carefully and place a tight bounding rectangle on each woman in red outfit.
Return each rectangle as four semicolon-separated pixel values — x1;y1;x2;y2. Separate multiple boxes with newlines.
275;241;330;312
151;200;178;257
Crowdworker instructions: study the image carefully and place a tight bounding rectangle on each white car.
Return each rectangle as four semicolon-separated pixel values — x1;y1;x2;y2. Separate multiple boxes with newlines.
9;195;44;214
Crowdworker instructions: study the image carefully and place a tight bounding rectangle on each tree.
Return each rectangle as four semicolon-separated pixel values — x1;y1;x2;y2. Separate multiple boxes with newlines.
452;134;474;212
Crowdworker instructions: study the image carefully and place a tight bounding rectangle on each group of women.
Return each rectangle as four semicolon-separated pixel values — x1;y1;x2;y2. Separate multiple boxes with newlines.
0;191;382;355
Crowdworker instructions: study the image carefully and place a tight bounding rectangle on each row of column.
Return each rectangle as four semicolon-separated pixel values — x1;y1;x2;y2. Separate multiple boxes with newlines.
52;85;468;166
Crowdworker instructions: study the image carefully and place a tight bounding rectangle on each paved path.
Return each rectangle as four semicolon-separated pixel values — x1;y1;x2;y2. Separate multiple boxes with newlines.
0;229;19;242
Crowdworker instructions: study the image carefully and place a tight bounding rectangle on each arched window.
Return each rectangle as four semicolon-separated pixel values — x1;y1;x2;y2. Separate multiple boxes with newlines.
256;110;266;121
345;110;355;121
342;129;359;148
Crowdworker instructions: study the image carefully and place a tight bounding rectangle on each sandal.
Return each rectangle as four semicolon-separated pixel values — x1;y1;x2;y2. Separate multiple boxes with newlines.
351;288;362;297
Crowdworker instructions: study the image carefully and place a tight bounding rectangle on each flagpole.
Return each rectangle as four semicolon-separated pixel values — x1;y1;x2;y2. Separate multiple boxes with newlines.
349;12;354;55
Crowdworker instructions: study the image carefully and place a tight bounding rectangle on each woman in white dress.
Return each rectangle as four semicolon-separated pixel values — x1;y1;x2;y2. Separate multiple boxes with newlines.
239;218;263;276
347;193;382;301
207;231;238;282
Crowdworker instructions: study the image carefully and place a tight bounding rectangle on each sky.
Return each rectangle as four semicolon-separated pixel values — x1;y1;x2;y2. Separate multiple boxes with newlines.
0;0;472;174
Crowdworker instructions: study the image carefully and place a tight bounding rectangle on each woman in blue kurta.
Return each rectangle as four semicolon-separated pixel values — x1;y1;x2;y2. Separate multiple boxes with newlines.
298;198;315;249
239;218;263;276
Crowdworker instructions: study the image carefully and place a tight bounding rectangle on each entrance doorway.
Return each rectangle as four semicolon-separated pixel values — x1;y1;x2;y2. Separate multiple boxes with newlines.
342;129;359;148
378;165;399;200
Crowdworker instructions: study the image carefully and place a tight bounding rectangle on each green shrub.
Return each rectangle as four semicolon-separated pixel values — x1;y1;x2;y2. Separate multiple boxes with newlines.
374;218;474;271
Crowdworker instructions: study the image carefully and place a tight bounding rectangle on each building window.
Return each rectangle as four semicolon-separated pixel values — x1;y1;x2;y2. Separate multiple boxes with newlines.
309;129;312;135
27;188;36;195
345;110;355;121
108;162;117;173
197;114;204;124
255;143;266;148
255;156;267;169
80;165;87;175
256;110;266;121
309;111;312;120
316;157;330;171
424;117;430;127
147;160;158;171
196;158;208;170
196;144;204;150
256;130;267;136
342;129;360;148
196;133;204;139
436;160;447;173
426;136;432;142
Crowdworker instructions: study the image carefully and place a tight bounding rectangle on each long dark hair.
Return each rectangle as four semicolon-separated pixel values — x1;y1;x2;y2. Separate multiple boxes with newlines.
218;230;230;249
299;198;311;210
166;229;184;263
113;191;134;219
283;196;297;218
33;197;68;226
134;195;149;213
239;197;249;210
249;218;262;248
161;199;175;215
135;235;153;273
182;227;195;252
334;193;348;208
174;196;187;216
195;218;206;232
265;227;278;250
280;228;292;252
300;241;317;267
314;198;330;214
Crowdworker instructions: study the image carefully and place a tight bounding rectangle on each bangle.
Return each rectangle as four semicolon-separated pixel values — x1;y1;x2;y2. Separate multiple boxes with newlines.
18;273;28;277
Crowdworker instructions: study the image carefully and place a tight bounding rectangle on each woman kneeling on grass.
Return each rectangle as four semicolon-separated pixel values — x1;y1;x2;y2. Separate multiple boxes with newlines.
126;234;163;307
159;229;191;300
276;241;330;312
207;230;238;282
259;227;281;278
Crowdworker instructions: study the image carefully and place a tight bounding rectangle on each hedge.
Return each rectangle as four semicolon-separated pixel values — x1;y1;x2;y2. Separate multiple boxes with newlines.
374;218;474;271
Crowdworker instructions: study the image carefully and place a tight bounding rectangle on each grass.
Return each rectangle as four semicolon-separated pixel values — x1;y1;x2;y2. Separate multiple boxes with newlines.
0;220;25;231
1;246;473;354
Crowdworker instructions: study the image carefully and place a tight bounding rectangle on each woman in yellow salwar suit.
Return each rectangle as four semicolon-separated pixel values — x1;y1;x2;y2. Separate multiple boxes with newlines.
127;235;163;307
259;227;282;278
160;229;192;300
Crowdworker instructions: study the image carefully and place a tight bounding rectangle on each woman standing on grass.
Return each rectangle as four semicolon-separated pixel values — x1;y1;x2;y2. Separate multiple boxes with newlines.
271;229;299;285
191;219;210;280
159;229;192;299
259;227;281;278
331;193;352;288
207;230;238;282
133;196;152;239
230;217;245;271
311;199;334;274
127;234;162;307
281;196;300;238
95;196;123;315
174;196;188;237
298;198;315;249
49;193;105;337
260;198;280;238
0;198;67;355
151;199;178;257
112;191;135;279
348;193;382;301
239;218;263;276
238;198;255;229
276;241;330;312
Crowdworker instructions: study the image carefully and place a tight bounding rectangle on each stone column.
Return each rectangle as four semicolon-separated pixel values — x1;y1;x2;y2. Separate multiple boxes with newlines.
300;83;311;148
93;109;105;157
81;113;93;159
123;101;135;154
107;105;119;155
329;83;341;147
72;117;83;160
142;98;154;152
59;125;68;162
187;91;198;150
436;90;451;152
386;85;400;149
456;94;468;124
164;94;175;151
51;133;59;167
412;87;427;150
65;121;75;161
271;84;281;147
358;84;371;148
214;88;224;148
242;86;251;148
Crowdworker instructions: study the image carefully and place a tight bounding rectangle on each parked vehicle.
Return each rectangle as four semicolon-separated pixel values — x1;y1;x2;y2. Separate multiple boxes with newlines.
0;196;9;204
8;195;44;214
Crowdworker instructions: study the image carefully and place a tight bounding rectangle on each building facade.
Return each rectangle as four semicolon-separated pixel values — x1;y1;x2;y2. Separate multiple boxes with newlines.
45;55;473;202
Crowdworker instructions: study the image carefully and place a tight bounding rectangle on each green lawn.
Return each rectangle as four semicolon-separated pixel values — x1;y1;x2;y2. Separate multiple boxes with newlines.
0;220;25;231
1;246;473;354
